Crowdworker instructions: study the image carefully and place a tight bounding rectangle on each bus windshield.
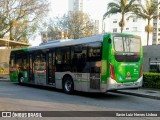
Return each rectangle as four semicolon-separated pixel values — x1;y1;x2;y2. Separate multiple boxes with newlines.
114;37;140;53
113;36;141;62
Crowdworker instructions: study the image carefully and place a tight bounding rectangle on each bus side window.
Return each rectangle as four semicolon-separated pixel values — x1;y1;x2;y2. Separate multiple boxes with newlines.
56;47;70;65
71;45;87;72
87;42;102;61
56;47;70;72
10;55;15;67
16;55;22;70
23;58;27;70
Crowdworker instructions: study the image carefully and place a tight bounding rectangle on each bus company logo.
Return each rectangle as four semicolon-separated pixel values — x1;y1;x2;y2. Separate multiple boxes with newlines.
127;72;130;76
2;112;11;117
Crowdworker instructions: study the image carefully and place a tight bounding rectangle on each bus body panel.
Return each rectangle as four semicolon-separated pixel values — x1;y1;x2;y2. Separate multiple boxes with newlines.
10;71;18;83
55;72;102;92
106;76;143;91
9;48;28;83
114;62;141;82
101;34;111;84
103;34;143;91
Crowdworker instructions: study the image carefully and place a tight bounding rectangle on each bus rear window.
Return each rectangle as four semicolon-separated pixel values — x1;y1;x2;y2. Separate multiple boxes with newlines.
114;37;140;53
113;36;141;62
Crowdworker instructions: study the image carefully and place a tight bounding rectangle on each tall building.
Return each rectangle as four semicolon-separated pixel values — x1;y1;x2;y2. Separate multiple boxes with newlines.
93;20;99;35
152;0;160;45
68;0;84;12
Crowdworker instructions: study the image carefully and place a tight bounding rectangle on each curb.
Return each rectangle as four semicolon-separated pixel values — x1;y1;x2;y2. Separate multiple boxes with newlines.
114;90;160;100
0;79;10;82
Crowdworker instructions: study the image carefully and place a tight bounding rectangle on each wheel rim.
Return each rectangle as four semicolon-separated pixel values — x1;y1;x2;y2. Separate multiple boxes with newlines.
65;79;72;92
20;77;24;83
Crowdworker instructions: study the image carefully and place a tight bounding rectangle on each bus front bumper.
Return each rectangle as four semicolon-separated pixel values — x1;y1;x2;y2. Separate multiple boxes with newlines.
106;76;143;91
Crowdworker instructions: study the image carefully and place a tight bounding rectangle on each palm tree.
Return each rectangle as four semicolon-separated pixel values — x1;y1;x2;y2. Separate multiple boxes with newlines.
133;0;160;46
103;0;138;33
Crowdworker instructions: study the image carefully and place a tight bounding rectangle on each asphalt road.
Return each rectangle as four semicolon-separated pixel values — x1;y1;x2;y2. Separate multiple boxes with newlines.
0;81;160;120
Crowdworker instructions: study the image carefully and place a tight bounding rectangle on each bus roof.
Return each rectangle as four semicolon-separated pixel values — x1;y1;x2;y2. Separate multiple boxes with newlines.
23;33;140;52
28;34;104;51
11;47;28;52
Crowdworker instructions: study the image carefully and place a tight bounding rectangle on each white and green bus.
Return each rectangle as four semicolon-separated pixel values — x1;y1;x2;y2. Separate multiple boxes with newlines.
9;33;143;94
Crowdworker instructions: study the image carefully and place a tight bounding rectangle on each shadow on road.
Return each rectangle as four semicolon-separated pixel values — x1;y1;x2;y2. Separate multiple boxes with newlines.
13;83;126;100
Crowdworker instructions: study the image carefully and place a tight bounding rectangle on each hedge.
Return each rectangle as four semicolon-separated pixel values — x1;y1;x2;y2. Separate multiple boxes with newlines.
143;72;160;89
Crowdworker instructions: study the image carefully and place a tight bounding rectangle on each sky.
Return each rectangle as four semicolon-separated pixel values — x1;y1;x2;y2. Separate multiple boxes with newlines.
48;0;108;20
29;0;109;46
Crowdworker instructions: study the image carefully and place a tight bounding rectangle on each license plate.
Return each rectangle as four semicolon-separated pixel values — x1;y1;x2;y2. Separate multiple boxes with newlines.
123;83;133;86
126;76;131;80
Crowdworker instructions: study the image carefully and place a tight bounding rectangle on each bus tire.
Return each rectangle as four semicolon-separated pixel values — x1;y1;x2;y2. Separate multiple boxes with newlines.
62;75;74;94
18;74;24;85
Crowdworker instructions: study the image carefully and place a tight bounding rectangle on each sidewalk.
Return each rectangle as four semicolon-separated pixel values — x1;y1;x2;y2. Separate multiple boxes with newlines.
113;88;160;100
0;74;9;81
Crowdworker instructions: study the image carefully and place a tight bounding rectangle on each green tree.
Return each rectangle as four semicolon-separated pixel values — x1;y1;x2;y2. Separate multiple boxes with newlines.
44;11;96;40
42;15;69;40
67;11;95;39
133;0;160;46
0;0;49;42
103;0;138;33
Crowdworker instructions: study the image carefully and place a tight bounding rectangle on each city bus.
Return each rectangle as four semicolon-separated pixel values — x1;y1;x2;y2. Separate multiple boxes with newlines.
9;33;143;94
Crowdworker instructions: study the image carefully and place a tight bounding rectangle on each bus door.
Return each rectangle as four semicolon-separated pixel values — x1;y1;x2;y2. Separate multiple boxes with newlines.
34;52;46;85
88;42;102;90
29;54;34;83
47;52;55;85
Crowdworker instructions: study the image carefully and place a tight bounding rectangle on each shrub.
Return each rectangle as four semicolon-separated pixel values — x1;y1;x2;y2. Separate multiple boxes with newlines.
143;72;160;89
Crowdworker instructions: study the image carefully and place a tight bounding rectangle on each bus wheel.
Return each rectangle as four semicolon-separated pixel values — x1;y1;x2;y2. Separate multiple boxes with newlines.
18;75;24;85
63;76;74;94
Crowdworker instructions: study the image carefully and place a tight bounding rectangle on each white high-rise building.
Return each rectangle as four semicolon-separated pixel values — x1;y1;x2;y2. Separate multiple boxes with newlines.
152;0;160;44
93;20;99;35
104;0;153;46
68;0;84;12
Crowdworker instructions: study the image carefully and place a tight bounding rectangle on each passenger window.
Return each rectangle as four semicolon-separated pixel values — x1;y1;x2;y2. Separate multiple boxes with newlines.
56;47;70;64
10;55;15;67
88;42;102;61
71;45;87;72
